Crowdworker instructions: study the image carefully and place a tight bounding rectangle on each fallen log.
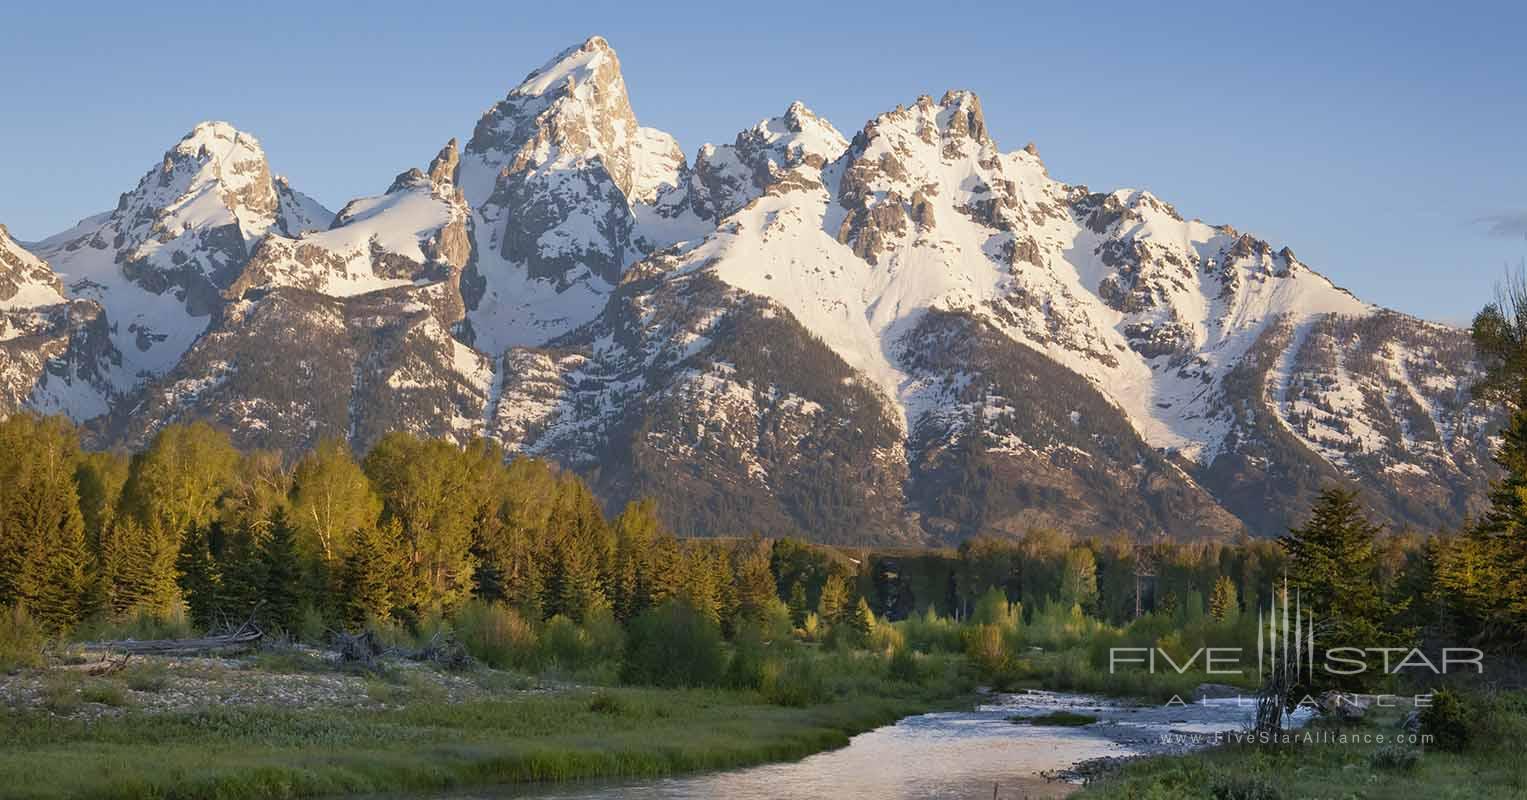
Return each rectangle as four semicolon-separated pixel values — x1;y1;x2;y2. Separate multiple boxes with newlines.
83;621;264;656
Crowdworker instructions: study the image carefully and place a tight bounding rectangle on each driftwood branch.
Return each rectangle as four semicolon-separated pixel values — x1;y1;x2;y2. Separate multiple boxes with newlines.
84;652;132;676
83;620;264;656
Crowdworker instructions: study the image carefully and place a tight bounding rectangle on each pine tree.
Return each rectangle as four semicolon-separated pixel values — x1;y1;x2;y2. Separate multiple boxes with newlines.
610;499;662;621
1279;488;1386;630
1280;487;1397;692
850;597;876;639
338;520;405;627
733;537;777;629
75;450;129;616
787;580;809;628
648;533;686;608
1209;575;1238;621
177;523;223;628
0;414;89;629
817;572;849;625
260;508;304;631
1461;400;1527;644
106;517;181;617
679;543;725;625
217;518;267;621
1155;590;1178;618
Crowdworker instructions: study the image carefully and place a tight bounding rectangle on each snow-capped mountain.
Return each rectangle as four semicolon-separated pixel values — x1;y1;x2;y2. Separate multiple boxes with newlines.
0;225;116;419
30;121;332;398
0;36;1500;543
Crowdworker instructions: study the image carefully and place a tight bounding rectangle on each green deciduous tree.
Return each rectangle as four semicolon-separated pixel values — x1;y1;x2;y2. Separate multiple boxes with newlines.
1059;546;1099;614
363;433;477;613
120;422;239;539
289;438;379;567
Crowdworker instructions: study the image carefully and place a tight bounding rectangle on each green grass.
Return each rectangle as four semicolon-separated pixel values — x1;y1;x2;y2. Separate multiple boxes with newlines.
0;686;958;800
76;680;130;708
1080;691;1527;800
1010;710;1097;726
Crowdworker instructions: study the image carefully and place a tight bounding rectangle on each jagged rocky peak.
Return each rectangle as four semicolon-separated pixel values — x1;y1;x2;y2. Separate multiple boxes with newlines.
459;35;691;290
234;139;472;306
82;120;334;312
687;100;849;221
0;224;65;309
834;89;1034;264
0;222;116;419
428;138;460;189
465;35;682;203
934;89;991;144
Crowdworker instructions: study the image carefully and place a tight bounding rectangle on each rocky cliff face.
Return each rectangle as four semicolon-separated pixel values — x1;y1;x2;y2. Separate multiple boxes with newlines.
2;36;1502;543
0;226;117;419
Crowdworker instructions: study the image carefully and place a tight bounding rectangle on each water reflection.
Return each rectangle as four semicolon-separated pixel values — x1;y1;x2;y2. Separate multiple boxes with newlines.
424;690;1290;800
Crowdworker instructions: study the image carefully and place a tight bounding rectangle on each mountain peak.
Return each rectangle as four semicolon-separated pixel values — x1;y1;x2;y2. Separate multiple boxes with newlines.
510;34;624;102
936;90;988;142
175;120;261;154
128;120;277;231
465;35;639;172
0;223;65;310
428;138;460;188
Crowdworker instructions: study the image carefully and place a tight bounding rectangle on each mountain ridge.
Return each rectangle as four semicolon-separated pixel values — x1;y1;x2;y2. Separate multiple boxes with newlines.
0;35;1499;543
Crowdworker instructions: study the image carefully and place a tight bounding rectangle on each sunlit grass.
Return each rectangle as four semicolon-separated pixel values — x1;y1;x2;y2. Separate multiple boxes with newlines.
0;686;954;800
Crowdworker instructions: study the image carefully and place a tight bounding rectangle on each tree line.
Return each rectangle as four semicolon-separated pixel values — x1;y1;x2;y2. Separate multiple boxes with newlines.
5;265;1527;671
0;418;881;639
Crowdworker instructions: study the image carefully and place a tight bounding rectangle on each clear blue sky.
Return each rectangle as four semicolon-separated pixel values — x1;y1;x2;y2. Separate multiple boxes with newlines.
4;0;1523;323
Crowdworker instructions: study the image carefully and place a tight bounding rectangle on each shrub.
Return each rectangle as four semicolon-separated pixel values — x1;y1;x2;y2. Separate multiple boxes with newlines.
1420;688;1472;752
1210;774;1283;800
897;608;963;653
621;602;726;688
361;615;417;652
454;601;537;670
1023;600;1101;650
964;624;1012;681
41;672;84;714
888;646;923;685
123;662;171;693
866;621;905;656
0;605;47;671
540;615;588;671
74;606;193;643
743;596;793;642
760;655;829;707
587;691;627;715
1368;744;1420;771
80;680;130;707
725;630;769;690
294;603;328;645
581;607;625;668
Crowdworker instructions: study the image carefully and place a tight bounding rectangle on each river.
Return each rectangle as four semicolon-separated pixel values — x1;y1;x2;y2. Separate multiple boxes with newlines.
407;690;1302;800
